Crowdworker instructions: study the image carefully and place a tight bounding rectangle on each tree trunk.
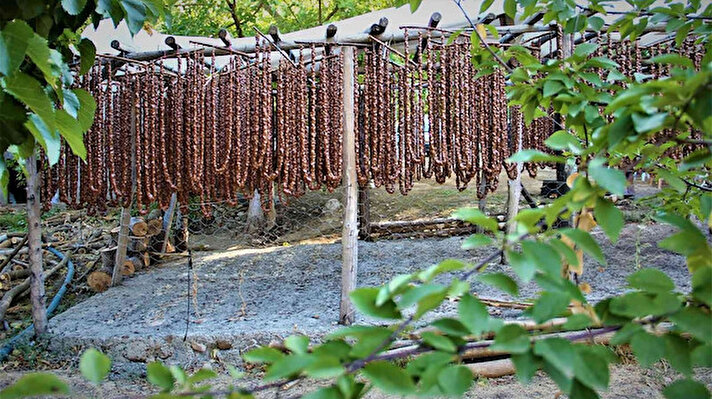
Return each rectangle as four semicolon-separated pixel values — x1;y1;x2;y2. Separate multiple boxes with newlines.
25;154;48;335
245;190;266;234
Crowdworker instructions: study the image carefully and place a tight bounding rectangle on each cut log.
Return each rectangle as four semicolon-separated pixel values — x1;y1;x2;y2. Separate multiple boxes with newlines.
174;214;189;252
100;247;117;271
129;217;148;237
146;219;162;236
88;271;111;293
120;260;135;276
128;236;149;253
127;256;145;272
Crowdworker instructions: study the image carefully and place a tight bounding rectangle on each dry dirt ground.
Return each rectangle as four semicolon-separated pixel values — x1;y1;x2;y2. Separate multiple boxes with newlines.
0;220;709;397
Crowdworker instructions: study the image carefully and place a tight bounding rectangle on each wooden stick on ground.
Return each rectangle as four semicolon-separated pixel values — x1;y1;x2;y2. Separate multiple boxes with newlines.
0;235;27;274
0;252;71;322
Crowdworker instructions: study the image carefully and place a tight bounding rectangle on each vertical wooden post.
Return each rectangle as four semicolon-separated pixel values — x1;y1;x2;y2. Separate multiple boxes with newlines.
113;96;137;286
358;187;371;239
339;46;358;325
161;192;178;254
25;153;48;335
507;116;524;234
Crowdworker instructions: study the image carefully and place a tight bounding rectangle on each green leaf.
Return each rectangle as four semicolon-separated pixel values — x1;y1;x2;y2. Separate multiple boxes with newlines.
285;335;309;355
630;332;665;368
62;0;88;15
631;112;668;133
670;307;712;343
362;361;416;395
415;290;448;319
692;267;712;307
120;0;148;35
574;43;597;58
560;228;607;266
692;343;712;367
491;324;530;354
594;198;623;242
458;294;490;336
588;158;626;196
431;318;470;336
350;287;401;320
507;149;565;163
25;114;60;165
188;368;217;384
79;348;111;384
0;20;34;76
507;250;537;283
663;379;711;399
303;386;342;399
480;0;495;13
437;365;472;397
398;284;446;308
71;88;97;132
55;109;87;159
511;350;540;383
305;356;344;379
477;273;518;296
543;80;564;98
588;16;604;31
243;347;284;363
409;0;422;13
265;354;314;381
573;346;609;391
664;334;693;377
503;0;516;19
147;362;175;391
0;373;69;399
2;72;56;132
418;259;467;282
0;161;8;199
452;208;498;233
25;35;59;86
534;338;575;378
421;332;456;353
544;130;580;152
530;291;570;323
649;53;694;68
78;38;96;75
521;241;561;277
461;233;492;250
627;268;675;294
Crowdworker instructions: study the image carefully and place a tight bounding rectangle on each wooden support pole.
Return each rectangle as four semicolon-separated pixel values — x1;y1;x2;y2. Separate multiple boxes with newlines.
507;115;524;235
339;46;358;326
25;154;48;335
161;193;178;254
112;96;137;286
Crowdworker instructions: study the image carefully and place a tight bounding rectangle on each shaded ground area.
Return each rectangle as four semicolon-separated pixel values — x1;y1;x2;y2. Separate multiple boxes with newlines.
36;222;697;376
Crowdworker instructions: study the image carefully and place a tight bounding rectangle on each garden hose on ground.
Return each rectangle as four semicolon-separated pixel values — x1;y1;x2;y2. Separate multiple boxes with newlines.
0;247;75;361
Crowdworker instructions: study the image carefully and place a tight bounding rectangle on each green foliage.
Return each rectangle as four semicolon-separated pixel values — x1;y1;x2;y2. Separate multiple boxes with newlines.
164;0;403;39
0;373;69;398
79;348;111;384
0;0;168;195
2;1;712;399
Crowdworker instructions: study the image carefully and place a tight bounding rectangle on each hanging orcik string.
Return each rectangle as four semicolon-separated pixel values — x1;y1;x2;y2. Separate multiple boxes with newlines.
43;31;706;213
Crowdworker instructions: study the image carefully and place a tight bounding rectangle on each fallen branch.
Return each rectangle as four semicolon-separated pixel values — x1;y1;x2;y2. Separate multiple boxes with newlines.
0;252;71;322
0;236;28;274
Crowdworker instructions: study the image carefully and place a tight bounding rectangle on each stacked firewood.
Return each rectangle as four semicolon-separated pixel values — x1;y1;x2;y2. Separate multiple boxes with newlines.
87;210;177;293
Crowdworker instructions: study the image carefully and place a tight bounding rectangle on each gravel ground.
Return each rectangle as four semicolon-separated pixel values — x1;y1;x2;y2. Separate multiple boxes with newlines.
38;221;702;377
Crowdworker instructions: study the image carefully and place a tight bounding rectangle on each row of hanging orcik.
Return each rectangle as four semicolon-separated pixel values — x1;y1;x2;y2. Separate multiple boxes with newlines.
591;34;706;161
44;33;554;214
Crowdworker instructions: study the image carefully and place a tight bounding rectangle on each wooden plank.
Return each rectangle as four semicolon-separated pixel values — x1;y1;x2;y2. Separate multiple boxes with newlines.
161;192;178;254
339;46;358;326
